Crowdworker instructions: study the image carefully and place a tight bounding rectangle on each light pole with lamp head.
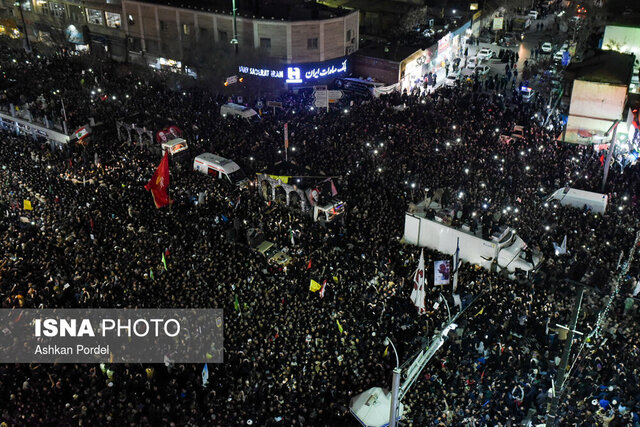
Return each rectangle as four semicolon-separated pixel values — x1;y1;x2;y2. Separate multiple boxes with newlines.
384;337;401;427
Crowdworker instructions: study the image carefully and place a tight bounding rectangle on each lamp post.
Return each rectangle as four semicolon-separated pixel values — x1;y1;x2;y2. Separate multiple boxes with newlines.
15;1;31;52
384;337;401;427
230;0;238;54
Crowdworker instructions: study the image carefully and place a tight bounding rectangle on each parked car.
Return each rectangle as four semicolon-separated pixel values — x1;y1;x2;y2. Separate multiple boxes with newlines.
477;48;495;61
553;50;566;62
528;10;539;19
444;70;461;86
541;42;553;53
466;56;478;69
475;65;491;76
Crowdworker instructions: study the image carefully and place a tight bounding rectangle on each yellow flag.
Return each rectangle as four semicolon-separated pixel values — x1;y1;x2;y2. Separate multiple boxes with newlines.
474;306;485;317
333;275;339;283
268;175;290;184
309;279;322;292
336;319;344;334
383;346;389;358
23;200;32;211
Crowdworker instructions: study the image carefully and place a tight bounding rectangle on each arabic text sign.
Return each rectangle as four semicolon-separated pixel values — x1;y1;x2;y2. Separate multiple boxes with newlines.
0;309;223;363
286;58;349;84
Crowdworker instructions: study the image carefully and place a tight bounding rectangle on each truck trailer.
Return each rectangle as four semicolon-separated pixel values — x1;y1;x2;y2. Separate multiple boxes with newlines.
404;201;541;276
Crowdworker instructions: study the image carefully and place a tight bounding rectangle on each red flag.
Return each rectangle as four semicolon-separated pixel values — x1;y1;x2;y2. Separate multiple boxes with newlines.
330;179;338;196
306;259;312;270
144;152;172;208
599;154;605;167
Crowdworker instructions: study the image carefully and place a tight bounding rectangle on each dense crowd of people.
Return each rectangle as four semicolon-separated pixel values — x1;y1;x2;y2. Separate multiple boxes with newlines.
2;46;640;426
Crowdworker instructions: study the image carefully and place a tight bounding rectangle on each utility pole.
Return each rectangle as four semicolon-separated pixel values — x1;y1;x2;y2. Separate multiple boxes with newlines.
601;120;620;192
546;281;585;426
15;1;31;52
231;0;238;54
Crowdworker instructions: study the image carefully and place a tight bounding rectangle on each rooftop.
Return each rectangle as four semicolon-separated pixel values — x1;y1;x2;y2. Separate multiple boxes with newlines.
565;49;635;86
128;0;353;21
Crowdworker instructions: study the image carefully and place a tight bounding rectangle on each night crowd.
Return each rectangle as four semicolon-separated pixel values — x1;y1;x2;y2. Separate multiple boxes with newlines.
1;46;640;426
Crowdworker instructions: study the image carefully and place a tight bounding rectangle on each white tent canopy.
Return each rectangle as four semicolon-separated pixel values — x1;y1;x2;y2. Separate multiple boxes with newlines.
350;387;404;427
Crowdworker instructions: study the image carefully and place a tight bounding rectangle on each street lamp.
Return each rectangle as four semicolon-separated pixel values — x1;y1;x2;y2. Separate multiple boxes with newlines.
384;337;401;427
14;1;31;52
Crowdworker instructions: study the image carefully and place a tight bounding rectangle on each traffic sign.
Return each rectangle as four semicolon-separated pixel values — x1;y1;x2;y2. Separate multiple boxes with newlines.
225;75;238;85
326;90;343;99
267;101;283;108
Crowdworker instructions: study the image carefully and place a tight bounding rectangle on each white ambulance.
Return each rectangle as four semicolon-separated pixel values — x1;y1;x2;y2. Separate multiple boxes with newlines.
193;153;248;187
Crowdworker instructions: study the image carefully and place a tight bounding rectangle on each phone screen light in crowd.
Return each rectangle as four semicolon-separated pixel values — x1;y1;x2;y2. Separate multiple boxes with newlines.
310;107;314;111
495;128;500;132
97;88;102;92
411;183;416;188
421;99;426;104
380;142;384;147
182;92;186;96
446;142;450;147
482;203;488;209
456;138;461;142
292;110;295;114
623;196;628;201
464;168;469;174
112;96;116;100
458;192;464;199
619;206;624;211
344;109;349;114
526;166;530;170
314;127;318;130
502;209;507;214
378;168;382;172
278;150;282;154
91;91;95;95
291;147;296;151
545;226;550;231
480;183;485;187
366;143;370;147
520;151;525;156
452;125;456;130
435;148;439;152
373;149;378;155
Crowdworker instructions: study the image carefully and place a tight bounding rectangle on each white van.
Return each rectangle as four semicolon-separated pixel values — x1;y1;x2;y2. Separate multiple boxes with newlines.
161;138;190;161
547;187;608;213
193;153;248;187
220;103;260;121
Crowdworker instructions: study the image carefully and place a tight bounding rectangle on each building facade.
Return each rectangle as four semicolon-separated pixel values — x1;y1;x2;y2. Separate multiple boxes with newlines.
121;1;358;66
1;0;358;74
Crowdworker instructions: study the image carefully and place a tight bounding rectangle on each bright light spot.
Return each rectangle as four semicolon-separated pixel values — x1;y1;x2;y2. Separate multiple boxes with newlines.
249;157;254;161
520;151;525;156
112;95;116;100
458;192;464;198
480;183;485;187
623;196;628;201
619;206;623;211
545;226;550;231
91;91;95;95
464;168;469;174
182;92;186;96
507;206;512;211
378;168;382;172
502;209;507;214
452;125;456;130
494;155;498;160
310;107;314;111
472;212;477;217
97;88;102;92
344;109;349;114
544;202;549;207
526;166;530;171
291;147;296;151
495;128;500;132
292;110;296;114
456;138;461;142
446;142;451;147
374;149;378;154
482;203;488;209
366;143;371;147
514;208;519;213
411;183;416;188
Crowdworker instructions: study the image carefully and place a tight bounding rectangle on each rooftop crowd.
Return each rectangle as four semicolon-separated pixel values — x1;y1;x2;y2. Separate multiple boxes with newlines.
1;46;640;426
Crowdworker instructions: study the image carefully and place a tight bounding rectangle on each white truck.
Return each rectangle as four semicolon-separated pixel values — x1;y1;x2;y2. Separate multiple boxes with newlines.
193;153;249;187
404;201;541;277
547;187;608;213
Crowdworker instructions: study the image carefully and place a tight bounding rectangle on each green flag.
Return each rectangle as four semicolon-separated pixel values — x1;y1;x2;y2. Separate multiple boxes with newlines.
234;295;240;312
162;252;167;271
336;319;344;334
149;268;154;280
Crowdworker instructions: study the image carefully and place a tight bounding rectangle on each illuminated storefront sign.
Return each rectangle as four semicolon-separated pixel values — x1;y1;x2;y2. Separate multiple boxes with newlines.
238;57;349;84
238;66;283;78
286;59;348;83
